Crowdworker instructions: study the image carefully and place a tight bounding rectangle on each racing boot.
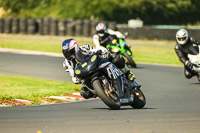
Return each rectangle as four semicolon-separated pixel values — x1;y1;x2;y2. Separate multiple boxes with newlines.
80;87;95;99
184;65;194;79
126;70;135;82
185;70;193;79
197;73;200;82
121;65;135;82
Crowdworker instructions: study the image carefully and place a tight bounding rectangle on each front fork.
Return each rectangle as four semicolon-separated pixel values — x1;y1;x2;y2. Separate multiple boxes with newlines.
121;79;141;104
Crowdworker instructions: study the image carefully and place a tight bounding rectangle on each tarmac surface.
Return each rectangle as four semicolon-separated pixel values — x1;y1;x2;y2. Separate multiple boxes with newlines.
0;51;200;133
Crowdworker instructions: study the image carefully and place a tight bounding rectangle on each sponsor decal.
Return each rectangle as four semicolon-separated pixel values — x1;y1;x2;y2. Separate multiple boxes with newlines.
120;98;129;103
63;46;68;50
82;62;87;68
100;37;108;43
75;70;81;74
91;55;97;62
99;62;110;68
112;39;117;44
106;63;120;79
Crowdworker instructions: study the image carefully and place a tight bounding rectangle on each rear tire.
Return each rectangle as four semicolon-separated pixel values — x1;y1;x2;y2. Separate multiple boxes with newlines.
123;52;137;68
92;79;121;110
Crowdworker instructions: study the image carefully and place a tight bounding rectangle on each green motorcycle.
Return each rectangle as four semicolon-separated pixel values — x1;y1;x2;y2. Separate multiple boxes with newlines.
106;35;137;68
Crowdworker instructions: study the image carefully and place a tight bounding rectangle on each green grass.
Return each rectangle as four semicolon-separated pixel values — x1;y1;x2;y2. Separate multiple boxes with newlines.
0;34;63;53
0;75;81;104
0;34;92;53
133;46;182;65
129;39;182;65
0;34;182;65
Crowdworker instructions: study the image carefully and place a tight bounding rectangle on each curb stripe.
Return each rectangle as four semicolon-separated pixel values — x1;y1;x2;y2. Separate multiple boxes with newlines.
66;95;83;98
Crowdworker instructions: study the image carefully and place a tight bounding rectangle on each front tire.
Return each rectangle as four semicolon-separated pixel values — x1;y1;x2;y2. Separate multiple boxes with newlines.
131;87;146;109
92;79;121;110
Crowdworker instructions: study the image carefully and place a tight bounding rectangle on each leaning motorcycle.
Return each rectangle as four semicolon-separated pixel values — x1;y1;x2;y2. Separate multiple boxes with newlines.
188;45;200;81
106;35;137;68
74;50;146;110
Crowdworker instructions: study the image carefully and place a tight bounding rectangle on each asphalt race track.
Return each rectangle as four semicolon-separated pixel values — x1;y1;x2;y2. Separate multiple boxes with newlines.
0;52;200;133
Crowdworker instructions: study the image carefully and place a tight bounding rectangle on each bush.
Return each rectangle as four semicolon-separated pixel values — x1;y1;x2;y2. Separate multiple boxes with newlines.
0;0;200;25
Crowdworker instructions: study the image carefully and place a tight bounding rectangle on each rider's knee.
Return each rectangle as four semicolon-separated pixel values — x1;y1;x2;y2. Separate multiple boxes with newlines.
111;54;125;69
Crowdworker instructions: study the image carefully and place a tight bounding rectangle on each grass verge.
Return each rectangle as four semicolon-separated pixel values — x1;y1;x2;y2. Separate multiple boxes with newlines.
0;75;81;105
0;34;182;65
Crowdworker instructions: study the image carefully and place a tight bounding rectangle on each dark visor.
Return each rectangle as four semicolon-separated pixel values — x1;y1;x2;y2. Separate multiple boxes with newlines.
63;48;75;59
97;30;104;34
178;37;186;41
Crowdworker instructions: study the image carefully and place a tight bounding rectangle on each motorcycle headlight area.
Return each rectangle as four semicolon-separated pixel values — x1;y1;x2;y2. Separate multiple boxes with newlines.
111;48;120;53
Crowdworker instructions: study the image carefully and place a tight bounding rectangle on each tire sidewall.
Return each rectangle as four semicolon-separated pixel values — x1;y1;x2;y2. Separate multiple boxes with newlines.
92;79;121;110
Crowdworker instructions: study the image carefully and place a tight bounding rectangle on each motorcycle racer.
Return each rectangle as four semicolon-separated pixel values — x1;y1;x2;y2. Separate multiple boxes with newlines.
174;29;200;81
93;22;125;48
62;38;135;99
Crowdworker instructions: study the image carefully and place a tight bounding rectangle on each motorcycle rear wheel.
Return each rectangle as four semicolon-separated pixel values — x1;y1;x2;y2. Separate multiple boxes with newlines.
92;79;121;110
123;52;137;68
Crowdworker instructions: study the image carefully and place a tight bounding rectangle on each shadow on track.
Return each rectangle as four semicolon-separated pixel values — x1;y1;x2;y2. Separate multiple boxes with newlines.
92;107;156;110
191;82;200;85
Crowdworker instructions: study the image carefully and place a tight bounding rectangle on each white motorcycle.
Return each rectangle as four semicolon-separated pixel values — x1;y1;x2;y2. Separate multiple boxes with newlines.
188;46;200;80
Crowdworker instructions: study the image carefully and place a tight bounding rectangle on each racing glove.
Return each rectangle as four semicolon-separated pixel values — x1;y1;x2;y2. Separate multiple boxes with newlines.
97;47;109;59
63;61;68;69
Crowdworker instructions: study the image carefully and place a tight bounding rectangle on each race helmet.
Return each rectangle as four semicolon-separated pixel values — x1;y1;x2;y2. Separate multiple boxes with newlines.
96;22;107;37
62;38;79;60
176;29;189;45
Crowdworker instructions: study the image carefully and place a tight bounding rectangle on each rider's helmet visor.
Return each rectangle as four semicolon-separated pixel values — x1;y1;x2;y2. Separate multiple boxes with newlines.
178;37;186;41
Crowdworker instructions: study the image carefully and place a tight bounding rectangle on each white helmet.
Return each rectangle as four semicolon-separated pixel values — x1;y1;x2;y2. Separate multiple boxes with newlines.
176;29;189;45
96;22;107;37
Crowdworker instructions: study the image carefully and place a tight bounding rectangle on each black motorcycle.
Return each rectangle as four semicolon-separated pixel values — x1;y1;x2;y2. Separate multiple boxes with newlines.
74;50;146;110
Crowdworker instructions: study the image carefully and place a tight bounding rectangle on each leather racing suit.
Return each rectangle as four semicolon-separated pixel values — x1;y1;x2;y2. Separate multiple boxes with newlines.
174;37;200;79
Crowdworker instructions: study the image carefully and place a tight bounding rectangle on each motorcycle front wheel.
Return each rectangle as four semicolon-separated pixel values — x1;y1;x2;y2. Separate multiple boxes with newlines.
130;87;146;109
92;79;121;110
123;52;137;68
